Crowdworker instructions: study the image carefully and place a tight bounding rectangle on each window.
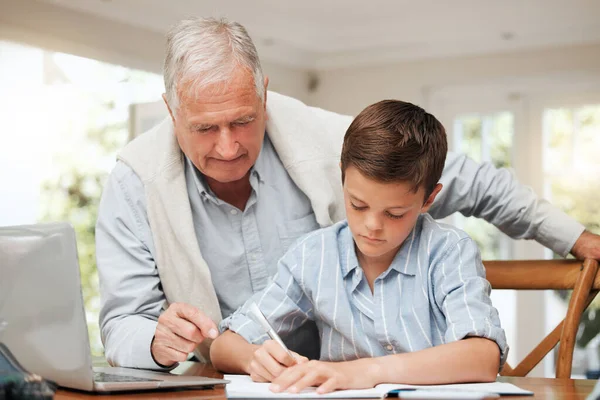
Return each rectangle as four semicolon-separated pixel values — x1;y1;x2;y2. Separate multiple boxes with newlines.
451;112;514;260
0;40;164;356
543;105;600;242
543;103;600;361
430;85;600;377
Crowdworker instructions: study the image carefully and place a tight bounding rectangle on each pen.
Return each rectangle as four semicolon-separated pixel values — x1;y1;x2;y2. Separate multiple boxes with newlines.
247;302;296;361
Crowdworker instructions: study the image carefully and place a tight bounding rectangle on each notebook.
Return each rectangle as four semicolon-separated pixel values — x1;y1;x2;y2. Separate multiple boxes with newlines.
224;374;533;398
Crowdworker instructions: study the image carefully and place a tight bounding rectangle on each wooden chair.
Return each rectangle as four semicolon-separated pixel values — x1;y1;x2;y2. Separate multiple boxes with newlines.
483;258;599;378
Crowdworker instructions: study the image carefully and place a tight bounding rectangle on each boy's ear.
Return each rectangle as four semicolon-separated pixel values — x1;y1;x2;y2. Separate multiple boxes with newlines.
421;184;443;213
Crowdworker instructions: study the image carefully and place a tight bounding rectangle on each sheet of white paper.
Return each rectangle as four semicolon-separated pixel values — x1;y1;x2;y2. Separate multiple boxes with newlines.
225;374;387;398
224;375;533;398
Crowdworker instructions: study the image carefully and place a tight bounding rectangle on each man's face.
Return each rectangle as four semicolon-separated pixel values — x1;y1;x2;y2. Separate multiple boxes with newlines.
166;69;268;185
343;166;440;263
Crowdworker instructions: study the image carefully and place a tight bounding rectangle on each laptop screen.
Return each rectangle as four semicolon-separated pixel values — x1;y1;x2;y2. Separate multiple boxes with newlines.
0;223;95;391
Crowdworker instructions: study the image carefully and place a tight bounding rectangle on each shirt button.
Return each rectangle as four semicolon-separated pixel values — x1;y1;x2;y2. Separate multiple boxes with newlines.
230;209;238;215
386;344;393;351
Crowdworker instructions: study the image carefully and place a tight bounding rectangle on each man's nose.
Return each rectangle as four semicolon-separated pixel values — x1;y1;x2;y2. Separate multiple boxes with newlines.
215;129;240;160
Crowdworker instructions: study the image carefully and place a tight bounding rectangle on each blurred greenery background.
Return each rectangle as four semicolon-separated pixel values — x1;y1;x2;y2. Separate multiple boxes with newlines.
0;41;165;355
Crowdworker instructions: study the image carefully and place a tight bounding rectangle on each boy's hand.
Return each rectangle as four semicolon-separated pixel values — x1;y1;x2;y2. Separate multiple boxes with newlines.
247;340;308;382
269;360;376;394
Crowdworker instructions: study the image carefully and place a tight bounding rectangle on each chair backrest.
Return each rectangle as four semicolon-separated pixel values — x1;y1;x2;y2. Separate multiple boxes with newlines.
483;258;599;378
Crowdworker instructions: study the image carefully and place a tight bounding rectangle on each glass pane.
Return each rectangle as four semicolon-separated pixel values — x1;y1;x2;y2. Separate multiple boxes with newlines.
0;40;164;356
452;112;514;260
544;108;573;174
459;116;482;163
577;106;600;174
544;104;600;237
489;112;514;169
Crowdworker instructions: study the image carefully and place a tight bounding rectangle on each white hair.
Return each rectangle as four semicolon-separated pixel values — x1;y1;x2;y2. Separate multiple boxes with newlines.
164;17;265;112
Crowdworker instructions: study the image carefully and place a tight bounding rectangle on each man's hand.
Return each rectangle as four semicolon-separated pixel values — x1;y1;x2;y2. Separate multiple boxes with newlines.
269;359;378;394
571;231;600;261
247;340;308;383
151;302;219;367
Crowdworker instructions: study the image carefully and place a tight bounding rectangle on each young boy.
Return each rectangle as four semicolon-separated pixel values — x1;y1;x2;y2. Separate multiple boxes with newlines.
210;100;508;394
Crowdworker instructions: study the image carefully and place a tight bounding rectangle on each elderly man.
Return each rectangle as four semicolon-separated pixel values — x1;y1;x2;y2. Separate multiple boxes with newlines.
96;17;600;370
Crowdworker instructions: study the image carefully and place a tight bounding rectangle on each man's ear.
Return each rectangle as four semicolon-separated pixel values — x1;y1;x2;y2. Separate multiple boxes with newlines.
421;184;443;213
162;93;176;125
263;76;269;115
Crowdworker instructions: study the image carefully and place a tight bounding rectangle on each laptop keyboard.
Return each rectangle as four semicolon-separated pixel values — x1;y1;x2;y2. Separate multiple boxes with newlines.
94;371;160;383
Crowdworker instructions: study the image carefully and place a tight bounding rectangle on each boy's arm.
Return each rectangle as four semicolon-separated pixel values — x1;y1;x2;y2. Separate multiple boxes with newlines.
430;236;508;366
364;337;500;384
210;246;314;375
374;235;505;383
210;330;259;374
270;337;499;394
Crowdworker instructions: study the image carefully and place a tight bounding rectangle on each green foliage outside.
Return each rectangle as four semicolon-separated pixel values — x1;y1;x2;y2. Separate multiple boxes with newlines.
34;51;163;356
39;119;126;355
545;106;600;348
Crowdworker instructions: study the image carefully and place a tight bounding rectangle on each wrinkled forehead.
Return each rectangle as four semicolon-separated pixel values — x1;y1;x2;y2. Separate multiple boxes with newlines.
176;81;262;121
177;66;259;104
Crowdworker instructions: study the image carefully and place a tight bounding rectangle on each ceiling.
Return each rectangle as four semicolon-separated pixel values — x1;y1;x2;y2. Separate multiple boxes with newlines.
37;0;600;69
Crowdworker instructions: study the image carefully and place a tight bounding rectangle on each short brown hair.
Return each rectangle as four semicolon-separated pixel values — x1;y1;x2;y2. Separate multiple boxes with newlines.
341;100;448;198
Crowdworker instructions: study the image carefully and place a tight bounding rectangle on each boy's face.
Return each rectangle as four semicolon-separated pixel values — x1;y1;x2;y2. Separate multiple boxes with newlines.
343;165;442;264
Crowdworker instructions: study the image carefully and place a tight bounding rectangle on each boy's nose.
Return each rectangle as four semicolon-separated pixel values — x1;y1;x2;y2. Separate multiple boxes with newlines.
364;214;383;231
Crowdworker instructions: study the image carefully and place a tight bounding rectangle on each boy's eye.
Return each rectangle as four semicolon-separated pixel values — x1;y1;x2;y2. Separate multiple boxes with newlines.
350;202;367;211
386;212;405;220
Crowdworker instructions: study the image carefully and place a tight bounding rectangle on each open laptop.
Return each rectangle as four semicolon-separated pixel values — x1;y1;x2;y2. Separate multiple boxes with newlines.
0;222;228;392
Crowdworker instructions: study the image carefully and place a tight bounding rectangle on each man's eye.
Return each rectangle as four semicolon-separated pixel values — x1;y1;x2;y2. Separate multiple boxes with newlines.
233;120;250;126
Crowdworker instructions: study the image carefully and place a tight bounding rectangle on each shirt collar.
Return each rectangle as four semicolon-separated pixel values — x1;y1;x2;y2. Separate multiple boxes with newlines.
251;133;270;184
186;131;269;201
387;226;419;277
339;216;422;280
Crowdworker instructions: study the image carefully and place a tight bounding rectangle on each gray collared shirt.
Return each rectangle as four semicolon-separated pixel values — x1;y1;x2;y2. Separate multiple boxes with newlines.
97;135;320;369
220;214;508;368
184;135;319;317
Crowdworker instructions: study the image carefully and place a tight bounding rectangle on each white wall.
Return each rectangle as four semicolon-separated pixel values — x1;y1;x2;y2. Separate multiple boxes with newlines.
308;43;600;115
0;0;311;103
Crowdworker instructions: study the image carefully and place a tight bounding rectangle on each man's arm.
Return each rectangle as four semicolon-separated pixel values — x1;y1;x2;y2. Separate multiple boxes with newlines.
431;152;586;257
96;162;168;369
572;230;600;261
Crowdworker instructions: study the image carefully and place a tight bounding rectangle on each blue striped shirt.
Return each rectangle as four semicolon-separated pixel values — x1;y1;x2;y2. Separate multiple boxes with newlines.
220;214;508;368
